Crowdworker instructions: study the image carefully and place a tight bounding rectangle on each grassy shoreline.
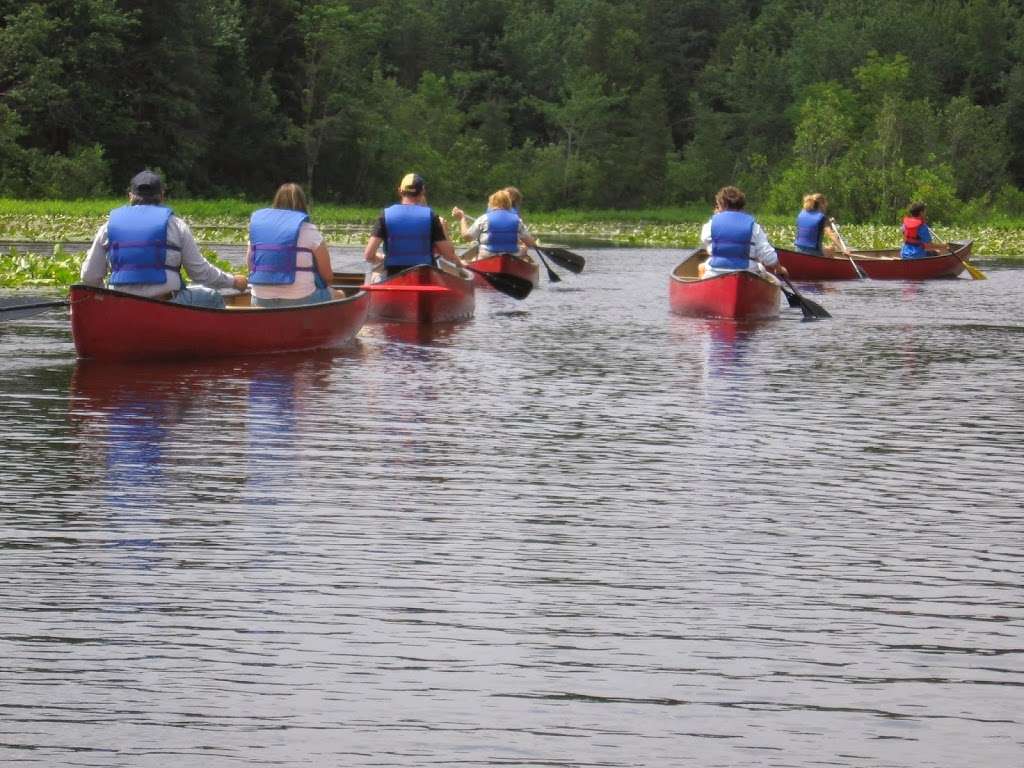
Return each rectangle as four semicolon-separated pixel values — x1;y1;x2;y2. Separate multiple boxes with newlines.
0;198;1021;257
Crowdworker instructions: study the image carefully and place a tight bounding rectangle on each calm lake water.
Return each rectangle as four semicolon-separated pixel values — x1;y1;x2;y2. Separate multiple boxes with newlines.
1;247;1022;767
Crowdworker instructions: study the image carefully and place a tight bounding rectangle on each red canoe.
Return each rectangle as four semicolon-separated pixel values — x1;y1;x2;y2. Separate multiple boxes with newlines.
69;284;368;362
776;240;972;280
334;265;475;324
465;252;540;290
669;250;781;319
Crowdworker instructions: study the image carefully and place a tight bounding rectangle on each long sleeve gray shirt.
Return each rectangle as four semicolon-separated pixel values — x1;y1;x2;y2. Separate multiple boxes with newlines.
80;215;236;297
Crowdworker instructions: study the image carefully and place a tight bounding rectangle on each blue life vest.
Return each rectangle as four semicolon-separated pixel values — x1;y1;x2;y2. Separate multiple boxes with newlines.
248;208;314;285
709;211;755;270
108;205;176;285
384;204;434;267
794;210;826;252
484;208;520;253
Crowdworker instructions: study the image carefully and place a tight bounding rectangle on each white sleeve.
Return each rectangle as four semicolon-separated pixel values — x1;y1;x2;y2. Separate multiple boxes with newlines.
80;224;110;286
699;220;713;251
751;223;778;267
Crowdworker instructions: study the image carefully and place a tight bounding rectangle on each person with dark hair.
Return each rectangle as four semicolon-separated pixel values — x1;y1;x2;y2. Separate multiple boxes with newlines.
363;173;461;278
247;183;334;307
900;202;946;259
699;186;786;277
793;193;848;256
80;170;246;308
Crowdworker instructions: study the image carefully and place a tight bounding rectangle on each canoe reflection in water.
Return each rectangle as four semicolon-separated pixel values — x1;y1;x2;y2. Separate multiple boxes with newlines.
69;351;350;511
670;317;771;385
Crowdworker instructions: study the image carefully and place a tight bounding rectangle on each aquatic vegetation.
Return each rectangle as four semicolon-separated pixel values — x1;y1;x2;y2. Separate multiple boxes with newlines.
0;199;1021;263
0;245;82;287
0;245;236;288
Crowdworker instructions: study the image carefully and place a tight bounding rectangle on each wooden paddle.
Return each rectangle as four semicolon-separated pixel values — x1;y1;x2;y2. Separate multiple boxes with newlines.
0;299;70;321
537;246;585;274
777;274;831;320
829;217;868;280
931;228;986;280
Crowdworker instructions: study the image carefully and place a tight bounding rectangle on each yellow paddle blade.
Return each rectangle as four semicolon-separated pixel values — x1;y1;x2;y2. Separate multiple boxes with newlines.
962;259;987;280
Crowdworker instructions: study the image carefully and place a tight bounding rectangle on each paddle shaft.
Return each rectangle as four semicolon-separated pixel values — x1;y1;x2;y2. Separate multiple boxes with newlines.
829;218;868;280
931;227;986;280
0;299;70;320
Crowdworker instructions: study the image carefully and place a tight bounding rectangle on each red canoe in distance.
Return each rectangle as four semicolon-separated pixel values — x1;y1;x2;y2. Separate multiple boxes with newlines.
465;252;540;290
69;284;369;362
776;241;972;280
333;264;475;324
669;250;781;320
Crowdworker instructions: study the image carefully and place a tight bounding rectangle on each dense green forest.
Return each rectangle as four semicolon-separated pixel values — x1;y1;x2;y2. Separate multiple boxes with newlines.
2;0;1024;220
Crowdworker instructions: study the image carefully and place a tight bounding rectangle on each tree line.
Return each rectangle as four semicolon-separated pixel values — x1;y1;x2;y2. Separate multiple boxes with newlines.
2;0;1023;220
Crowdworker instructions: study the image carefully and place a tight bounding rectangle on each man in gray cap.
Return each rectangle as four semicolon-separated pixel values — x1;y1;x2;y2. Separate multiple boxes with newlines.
80;170;247;307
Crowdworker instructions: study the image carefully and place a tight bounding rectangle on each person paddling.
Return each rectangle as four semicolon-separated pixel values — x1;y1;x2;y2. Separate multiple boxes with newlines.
363;173;461;278
900;202;947;260
793;193;848;256
247;183;334;307
700;186;787;278
80;170;247;307
451;189;539;261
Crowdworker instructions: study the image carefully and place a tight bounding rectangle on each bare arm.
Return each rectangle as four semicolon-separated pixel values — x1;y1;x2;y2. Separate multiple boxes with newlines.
313;242;333;285
434;238;460;265
363;236;383;264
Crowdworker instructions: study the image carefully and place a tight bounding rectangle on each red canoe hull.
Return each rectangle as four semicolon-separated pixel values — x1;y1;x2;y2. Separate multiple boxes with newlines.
777;241;972;280
669;254;780;319
69;284;368;362
466;253;540;290
365;265;475;324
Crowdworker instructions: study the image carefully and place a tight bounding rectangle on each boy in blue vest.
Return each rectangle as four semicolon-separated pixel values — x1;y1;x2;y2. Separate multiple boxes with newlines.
363;173;460;278
699;186;787;278
81;170;247;307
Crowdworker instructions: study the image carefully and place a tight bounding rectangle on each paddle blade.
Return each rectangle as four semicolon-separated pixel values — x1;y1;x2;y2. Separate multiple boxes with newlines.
532;248;562;283
781;288;802;308
962;259;987;280
541;247;585;274
472;269;533;300
781;276;831;320
800;295;831;319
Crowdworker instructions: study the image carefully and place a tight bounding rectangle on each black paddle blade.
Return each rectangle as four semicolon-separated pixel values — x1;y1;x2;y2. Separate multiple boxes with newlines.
468;268;534;300
532;248;562;283
780;276;831;320
801;295;831;319
780;287;802;308
0;299;70;321
541;247;585;274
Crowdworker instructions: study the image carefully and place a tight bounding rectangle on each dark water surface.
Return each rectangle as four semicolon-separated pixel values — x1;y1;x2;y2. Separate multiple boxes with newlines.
1;248;1022;767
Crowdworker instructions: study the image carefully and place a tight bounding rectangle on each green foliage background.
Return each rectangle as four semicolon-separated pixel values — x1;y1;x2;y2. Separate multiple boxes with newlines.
1;0;1023;221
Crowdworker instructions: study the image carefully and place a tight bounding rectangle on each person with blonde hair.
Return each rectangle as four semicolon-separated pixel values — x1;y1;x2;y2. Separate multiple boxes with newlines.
451;188;538;260
794;193;848;256
699;186;786;277
247;182;334;307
